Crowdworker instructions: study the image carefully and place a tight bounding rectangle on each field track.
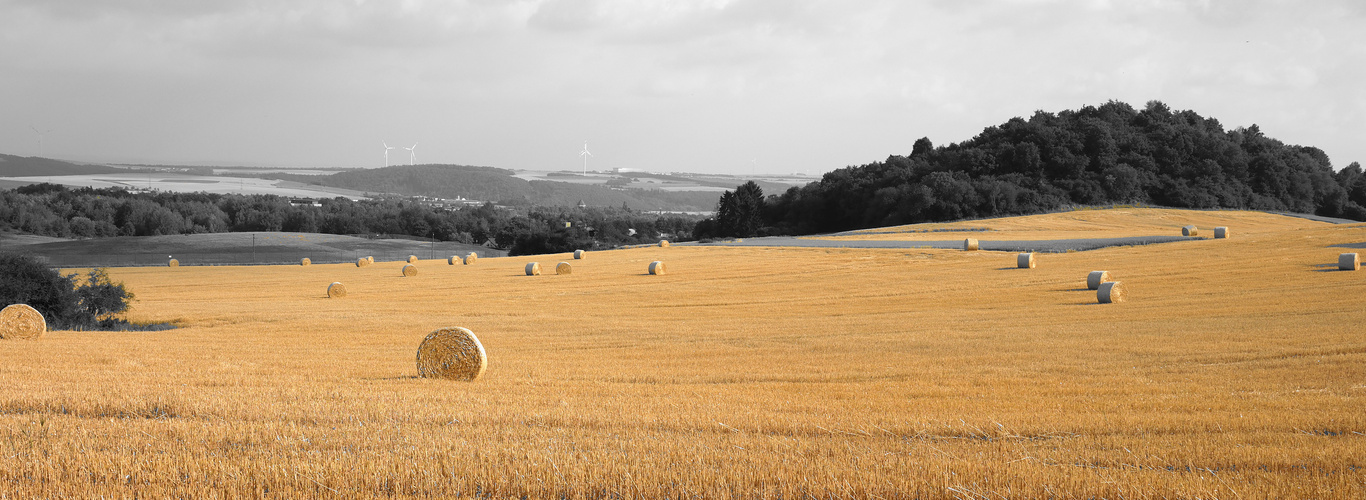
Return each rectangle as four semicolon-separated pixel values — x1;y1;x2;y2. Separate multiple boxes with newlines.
0;208;1363;498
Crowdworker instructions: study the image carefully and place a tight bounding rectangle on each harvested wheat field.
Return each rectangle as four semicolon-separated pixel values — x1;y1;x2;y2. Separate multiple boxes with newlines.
1;208;1363;498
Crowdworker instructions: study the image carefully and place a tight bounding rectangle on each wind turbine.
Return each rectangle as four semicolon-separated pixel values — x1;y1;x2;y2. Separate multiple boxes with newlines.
404;143;417;165
579;141;592;175
31;125;54;157
383;141;396;167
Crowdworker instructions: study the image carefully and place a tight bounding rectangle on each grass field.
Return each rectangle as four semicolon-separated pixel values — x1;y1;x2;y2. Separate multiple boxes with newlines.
1;231;502;268
1;208;1363;498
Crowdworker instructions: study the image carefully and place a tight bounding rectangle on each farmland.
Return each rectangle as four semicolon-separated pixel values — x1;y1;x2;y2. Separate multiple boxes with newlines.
0;208;1363;498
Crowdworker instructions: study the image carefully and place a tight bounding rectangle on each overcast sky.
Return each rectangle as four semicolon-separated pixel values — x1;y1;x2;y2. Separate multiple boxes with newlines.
2;0;1363;175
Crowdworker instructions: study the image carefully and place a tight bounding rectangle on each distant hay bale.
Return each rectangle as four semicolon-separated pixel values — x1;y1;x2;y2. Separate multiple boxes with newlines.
648;261;666;275
168;258;179;267
963;238;979;251
464;253;478;265
356;257;370;267
0;304;46;340
556;262;572;275
301;257;311;266
1341;253;1360;271
1097;281;1126;304
659;240;670;247
525;262;541;276
1214;226;1229;239
1182;225;1198;236
448;255;460;265
1087;271;1111;290
407;255;418;264
415;326;487;381
367;256;375;263
402;264;418;277
1017;252;1035;269
327;282;346;298
574;249;585;260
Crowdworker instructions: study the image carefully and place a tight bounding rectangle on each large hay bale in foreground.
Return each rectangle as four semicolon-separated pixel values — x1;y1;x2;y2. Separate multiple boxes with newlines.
168;258;179;267
402;264;419;277
415;326;487;381
464;253;478;265
525;262;541;276
356;257;370;267
448;256;459;265
1097;281;1126;304
407;255;418;264
659;240;670;247
963;238;979;251
574;249;585;260
327;282;346;298
649;261;666;275
1214;226;1229;239
301;257;311;266
1017;252;1035;269
1341;253;1361;271
1182;225;1198;236
0;304;46;340
556;262;572;275
1087;271;1111;290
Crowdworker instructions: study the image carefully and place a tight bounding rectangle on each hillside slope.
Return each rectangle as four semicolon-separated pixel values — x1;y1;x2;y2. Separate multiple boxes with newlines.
0;154;121;176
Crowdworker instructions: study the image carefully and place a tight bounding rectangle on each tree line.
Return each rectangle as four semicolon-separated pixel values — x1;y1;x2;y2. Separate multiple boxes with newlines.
0;184;700;256
697;100;1365;238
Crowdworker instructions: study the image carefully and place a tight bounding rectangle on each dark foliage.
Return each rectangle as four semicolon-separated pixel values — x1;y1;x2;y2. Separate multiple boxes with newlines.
0;186;702;255
753;100;1362;235
695;181;767;239
0;253;135;330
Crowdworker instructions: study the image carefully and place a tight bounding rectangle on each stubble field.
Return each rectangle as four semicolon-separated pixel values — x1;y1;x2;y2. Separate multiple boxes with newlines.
1;208;1363;498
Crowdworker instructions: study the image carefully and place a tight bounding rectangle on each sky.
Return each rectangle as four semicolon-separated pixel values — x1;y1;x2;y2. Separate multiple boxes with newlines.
1;0;1363;175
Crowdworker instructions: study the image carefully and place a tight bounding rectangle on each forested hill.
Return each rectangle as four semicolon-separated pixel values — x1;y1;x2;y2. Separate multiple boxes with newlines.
261;164;720;211
762;100;1366;235
0;154;121;176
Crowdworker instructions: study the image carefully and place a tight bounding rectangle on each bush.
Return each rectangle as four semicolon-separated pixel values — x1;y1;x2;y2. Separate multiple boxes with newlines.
0;253;136;330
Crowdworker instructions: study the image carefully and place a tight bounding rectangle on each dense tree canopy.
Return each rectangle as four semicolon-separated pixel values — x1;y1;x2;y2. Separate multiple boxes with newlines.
0;185;700;254
741;100;1363;236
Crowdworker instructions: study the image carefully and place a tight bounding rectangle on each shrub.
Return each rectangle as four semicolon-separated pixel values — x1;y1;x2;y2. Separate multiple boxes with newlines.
0;253;136;330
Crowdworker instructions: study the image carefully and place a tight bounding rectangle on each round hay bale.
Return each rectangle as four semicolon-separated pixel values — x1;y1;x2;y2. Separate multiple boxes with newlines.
402;264;418;277
1097;281;1126;304
1214;226;1228;239
648;261;666;275
525;262;541;276
556;262;572;275
1017;252;1035;269
1182;225;1198;236
1087;270;1111;290
367;256;375;263
0;304;46;340
327;282;346;298
464;253;478;265
356;257;370;267
448;255;459;265
1341;253;1361;271
407;255;418;264
963;238;979;251
168;258;179;267
301;257;312;266
415;326;487;381
574;249;585;260
659;240;670;247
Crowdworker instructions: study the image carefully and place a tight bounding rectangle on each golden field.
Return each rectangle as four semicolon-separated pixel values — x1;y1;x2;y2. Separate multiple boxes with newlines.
1;208;1363;498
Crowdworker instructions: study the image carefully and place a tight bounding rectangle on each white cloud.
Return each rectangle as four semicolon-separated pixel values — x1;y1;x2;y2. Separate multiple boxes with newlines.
0;0;1363;170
